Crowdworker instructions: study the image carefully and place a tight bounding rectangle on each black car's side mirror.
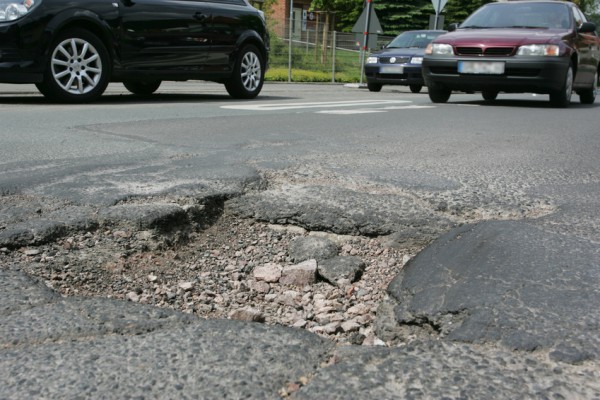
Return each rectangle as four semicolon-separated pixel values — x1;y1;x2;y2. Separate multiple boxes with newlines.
448;23;459;32
122;0;135;6
578;22;596;33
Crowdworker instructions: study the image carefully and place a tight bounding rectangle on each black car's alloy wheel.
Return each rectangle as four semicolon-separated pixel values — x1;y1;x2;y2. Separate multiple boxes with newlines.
225;44;264;99
123;80;162;96
549;63;573;108
578;71;597;105
37;29;110;103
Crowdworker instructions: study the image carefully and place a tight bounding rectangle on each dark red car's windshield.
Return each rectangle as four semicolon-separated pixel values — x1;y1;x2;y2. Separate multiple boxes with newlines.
461;2;572;30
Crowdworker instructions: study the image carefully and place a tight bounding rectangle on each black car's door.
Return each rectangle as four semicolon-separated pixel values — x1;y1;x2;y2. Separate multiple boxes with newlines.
118;0;211;70
203;0;257;73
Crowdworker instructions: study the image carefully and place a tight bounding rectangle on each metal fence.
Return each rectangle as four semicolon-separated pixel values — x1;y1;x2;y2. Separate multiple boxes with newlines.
267;17;395;83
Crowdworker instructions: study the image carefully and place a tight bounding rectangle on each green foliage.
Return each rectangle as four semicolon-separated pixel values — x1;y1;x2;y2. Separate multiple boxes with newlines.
266;67;360;82
308;0;600;32
572;0;600;13
443;0;492;26
373;0;433;35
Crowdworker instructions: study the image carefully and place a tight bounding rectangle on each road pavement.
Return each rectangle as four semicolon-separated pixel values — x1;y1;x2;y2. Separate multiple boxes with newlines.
1;82;599;398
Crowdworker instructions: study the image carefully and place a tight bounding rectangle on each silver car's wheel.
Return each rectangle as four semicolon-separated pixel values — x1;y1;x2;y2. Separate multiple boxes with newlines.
225;44;265;99
36;29;110;103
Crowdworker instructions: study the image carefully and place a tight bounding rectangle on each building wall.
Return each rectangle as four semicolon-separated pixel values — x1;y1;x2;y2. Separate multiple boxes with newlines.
269;0;326;37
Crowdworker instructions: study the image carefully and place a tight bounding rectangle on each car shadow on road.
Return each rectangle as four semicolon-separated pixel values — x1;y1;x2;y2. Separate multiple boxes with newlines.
0;92;298;105
450;97;600;109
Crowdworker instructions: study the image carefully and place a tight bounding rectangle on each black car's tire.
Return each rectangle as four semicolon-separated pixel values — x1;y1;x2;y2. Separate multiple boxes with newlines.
482;90;498;101
549;63;573;108
123;80;162;96
367;82;382;92
409;84;422;93
225;44;265;99
428;85;451;103
578;71;598;105
36;29;110;103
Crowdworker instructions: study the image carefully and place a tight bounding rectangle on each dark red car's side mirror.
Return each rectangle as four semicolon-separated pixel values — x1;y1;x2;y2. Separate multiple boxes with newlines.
578;22;596;33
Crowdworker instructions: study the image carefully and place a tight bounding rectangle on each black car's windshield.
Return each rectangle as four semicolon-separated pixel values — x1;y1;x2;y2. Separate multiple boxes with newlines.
461;2;572;30
387;31;444;48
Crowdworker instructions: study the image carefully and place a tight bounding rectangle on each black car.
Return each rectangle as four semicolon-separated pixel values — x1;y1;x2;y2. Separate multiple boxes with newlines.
0;0;269;102
365;30;446;93
422;1;600;107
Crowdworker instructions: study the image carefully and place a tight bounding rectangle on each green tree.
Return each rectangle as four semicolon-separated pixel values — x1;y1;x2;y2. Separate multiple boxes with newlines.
572;0;600;13
442;0;492;25
373;0;432;34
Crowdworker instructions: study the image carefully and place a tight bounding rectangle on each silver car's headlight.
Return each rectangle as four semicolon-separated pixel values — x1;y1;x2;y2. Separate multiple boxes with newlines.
366;56;378;64
516;44;560;56
0;0;38;21
411;57;423;64
425;43;453;55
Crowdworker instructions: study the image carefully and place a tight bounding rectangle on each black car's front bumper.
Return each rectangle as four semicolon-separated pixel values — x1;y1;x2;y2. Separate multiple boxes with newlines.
365;64;424;86
422;56;570;94
0;20;45;83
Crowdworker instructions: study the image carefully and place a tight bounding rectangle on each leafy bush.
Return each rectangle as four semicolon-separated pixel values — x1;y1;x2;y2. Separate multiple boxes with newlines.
265;67;361;83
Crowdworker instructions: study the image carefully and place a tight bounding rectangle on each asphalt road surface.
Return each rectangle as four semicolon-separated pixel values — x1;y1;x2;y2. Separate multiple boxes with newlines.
1;82;599;398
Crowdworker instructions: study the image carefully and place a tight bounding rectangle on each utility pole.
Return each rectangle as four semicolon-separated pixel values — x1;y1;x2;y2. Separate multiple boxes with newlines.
288;0;294;82
359;0;373;85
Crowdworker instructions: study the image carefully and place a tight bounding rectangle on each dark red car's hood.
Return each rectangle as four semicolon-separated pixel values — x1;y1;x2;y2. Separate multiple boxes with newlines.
434;28;570;47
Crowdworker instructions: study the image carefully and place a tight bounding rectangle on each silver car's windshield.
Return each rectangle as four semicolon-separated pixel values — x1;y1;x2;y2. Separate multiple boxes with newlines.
387;31;444;49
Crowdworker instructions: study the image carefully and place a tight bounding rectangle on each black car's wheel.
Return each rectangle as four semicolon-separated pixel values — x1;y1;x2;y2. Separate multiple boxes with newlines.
367;82;382;92
123;80;162;96
549;63;573;108
428;85;451;103
36;29;110;103
482;90;498;101
578;70;598;105
409;84;422;93
225;44;265;99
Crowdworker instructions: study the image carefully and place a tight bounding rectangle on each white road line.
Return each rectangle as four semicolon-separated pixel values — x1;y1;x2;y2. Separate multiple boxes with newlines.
381;105;437;110
221;99;411;111
317;105;436;114
317;109;388;114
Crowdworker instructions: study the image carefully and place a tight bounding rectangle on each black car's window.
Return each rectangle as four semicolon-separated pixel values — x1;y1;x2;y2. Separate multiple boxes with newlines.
461;2;571;30
199;0;247;4
387;31;444;48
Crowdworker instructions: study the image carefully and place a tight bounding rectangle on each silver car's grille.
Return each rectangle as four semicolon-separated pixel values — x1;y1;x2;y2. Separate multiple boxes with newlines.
380;56;411;64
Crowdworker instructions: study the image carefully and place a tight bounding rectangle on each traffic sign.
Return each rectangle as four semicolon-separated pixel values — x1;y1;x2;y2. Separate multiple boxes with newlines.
431;0;448;14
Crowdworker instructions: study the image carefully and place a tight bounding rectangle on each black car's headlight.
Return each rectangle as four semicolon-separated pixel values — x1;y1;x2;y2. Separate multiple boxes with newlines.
0;0;38;21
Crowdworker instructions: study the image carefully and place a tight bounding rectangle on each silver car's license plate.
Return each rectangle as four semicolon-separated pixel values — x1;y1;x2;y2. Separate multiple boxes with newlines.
458;61;505;74
380;66;404;74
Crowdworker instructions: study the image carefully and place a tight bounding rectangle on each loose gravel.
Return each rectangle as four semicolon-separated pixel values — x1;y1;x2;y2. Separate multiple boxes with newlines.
1;214;418;346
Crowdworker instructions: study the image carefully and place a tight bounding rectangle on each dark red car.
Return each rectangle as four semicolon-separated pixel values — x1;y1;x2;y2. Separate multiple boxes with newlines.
422;0;600;107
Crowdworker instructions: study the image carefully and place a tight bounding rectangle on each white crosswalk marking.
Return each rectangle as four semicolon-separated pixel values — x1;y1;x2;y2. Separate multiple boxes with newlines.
221;99;411;111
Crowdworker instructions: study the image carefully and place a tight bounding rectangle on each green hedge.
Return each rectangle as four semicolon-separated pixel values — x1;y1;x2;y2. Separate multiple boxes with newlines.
266;67;361;83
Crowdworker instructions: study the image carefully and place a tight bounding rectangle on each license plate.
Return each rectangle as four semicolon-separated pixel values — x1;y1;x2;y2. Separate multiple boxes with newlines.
458;61;505;74
380;66;404;74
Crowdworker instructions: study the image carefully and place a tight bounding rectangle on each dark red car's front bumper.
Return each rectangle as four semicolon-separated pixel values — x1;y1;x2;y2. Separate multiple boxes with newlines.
422;56;570;94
